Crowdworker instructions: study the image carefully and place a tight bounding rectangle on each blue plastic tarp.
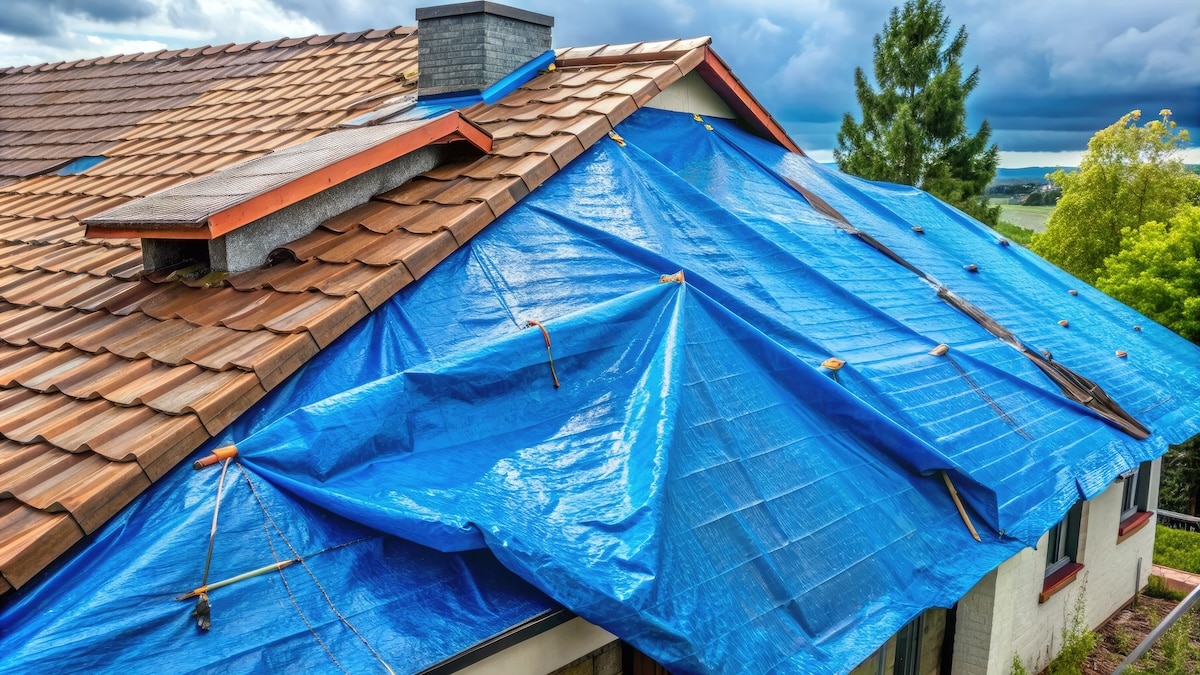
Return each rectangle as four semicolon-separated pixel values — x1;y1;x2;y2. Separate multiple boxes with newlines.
0;301;558;675
5;106;1200;674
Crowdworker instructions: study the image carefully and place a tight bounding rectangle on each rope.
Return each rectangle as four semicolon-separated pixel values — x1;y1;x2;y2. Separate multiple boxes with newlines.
192;457;232;631
237;464;395;675
526;320;560;388
200;458;232;588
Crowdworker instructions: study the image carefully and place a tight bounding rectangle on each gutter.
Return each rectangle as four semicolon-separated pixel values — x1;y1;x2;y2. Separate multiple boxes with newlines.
417;608;576;674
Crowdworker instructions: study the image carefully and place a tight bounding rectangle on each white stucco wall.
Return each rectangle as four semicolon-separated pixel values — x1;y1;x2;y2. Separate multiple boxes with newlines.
952;458;1160;675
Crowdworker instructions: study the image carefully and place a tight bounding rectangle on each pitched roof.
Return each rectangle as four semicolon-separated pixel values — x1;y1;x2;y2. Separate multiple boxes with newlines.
0;28;783;595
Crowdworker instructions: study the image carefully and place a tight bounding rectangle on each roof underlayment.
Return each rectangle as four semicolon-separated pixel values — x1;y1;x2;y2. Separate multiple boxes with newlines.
4;107;1200;674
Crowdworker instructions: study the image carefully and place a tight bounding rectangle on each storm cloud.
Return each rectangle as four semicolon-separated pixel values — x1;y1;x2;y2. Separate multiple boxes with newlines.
0;0;1196;154
0;0;155;38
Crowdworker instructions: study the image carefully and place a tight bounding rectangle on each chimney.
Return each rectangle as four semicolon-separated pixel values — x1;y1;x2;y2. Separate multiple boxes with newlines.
416;2;553;98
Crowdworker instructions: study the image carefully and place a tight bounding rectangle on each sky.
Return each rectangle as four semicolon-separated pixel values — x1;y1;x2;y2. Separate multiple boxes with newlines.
0;0;1197;167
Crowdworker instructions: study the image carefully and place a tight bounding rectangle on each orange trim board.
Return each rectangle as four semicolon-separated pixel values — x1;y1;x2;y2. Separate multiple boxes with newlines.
86;114;493;240
695;48;803;156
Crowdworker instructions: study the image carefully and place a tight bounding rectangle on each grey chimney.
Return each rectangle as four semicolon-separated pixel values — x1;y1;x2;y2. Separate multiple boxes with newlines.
416;2;553;98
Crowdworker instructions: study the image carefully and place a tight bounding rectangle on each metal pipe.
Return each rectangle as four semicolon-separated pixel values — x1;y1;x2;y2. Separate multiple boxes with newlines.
1112;577;1200;673
1134;557;1142;609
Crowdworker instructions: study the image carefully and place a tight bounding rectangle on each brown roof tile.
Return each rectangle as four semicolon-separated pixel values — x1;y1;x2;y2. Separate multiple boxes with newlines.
0;500;84;587
0;441;148;532
0;28;740;595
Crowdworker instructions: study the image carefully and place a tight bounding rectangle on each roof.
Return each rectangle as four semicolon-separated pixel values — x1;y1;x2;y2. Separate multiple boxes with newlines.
3;24;1200;674
0;26;767;594
8;104;1199;674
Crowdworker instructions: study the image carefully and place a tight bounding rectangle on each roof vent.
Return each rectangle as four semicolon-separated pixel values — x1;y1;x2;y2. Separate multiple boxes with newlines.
84;113;491;273
416;1;553;99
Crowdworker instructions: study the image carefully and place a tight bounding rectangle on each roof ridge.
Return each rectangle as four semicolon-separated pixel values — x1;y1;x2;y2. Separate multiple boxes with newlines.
0;24;417;77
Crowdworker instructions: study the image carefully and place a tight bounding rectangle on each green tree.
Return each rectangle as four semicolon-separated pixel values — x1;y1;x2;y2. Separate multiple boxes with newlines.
1096;205;1200;342
1159;438;1200;515
835;0;999;225
1031;109;1199;283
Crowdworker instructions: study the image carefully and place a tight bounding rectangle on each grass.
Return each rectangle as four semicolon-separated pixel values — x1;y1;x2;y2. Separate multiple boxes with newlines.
1154;525;1200;574
999;204;1055;232
994;220;1034;246
1128;609;1200;675
1147;575;1188;602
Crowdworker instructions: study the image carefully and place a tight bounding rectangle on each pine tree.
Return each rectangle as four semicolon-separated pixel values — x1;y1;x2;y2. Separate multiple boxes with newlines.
835;0;999;224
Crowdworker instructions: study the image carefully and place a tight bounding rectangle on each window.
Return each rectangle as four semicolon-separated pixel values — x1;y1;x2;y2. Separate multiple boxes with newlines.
851;613;928;675
893;614;923;675
1118;460;1153;538
1044;511;1076;577
1041;500;1084;602
1120;467;1139;520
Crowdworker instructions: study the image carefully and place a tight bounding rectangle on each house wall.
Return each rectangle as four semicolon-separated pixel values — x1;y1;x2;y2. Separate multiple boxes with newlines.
952;458;1160;675
547;639;623;675
455;617;617;675
848;609;946;675
645;71;737;120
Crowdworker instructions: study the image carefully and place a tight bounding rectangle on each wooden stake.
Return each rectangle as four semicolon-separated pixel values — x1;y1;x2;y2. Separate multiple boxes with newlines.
941;470;981;542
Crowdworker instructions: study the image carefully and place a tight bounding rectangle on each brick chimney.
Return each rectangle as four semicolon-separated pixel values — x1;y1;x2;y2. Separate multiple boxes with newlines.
416;2;553;98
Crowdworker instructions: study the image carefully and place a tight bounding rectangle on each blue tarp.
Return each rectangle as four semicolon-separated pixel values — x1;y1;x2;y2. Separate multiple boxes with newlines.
0;302;558;674
4;107;1200;674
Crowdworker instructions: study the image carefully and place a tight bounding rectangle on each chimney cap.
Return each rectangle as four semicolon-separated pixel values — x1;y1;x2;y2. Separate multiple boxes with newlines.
415;2;554;27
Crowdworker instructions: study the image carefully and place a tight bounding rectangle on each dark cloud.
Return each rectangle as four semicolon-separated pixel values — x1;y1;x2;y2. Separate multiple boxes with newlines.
5;0;1198;154
0;3;59;37
62;0;156;23
0;0;155;38
317;1;1199;153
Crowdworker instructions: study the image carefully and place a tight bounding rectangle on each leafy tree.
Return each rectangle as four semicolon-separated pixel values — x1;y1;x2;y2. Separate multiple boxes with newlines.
1096;205;1200;342
1031;109;1199;283
835;0;999;225
1159;437;1200;515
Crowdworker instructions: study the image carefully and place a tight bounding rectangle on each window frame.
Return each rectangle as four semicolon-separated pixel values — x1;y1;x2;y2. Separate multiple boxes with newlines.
1117;460;1154;539
1040;500;1085;602
892;614;923;675
1044;500;1083;578
1119;465;1141;521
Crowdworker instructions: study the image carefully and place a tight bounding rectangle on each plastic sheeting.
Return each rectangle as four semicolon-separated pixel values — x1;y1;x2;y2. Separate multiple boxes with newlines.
5;106;1200;674
0;301;558;675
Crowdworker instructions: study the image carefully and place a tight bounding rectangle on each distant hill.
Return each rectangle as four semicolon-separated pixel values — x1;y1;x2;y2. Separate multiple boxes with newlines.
991;167;1077;185
820;163;1197;187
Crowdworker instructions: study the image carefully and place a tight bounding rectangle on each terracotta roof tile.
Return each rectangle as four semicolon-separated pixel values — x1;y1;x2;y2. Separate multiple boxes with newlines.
0;29;723;594
0;500;83;587
0;441;149;533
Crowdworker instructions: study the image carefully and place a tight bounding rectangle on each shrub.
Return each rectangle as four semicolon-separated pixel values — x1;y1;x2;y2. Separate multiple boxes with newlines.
1048;591;1096;675
1154;525;1200;574
993;220;1033;246
1146;574;1187;602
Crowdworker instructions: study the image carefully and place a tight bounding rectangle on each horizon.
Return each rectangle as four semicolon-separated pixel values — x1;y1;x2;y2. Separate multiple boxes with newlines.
806;149;1200;169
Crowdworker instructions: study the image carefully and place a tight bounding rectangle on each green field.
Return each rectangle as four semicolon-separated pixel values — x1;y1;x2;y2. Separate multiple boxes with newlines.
1154;525;1200;574
999;204;1054;232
